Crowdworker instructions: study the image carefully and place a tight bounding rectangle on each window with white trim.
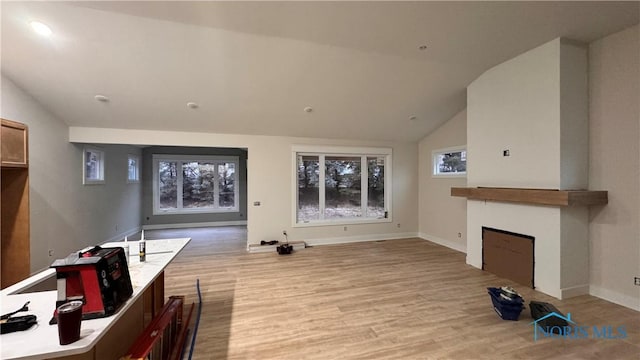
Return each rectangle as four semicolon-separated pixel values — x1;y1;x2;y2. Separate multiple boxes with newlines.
433;146;466;177
293;146;391;226
127;155;140;183
83;148;105;184
152;155;239;214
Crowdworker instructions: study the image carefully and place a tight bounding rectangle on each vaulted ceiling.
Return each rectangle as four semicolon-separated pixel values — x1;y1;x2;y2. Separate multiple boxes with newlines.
2;1;638;142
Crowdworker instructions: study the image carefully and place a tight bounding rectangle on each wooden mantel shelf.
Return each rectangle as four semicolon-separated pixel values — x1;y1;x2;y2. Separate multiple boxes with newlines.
451;187;608;207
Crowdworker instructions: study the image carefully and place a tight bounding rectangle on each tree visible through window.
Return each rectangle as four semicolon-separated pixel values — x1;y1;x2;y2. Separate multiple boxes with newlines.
83;148;105;184
433;147;466;176
153;156;238;214
128;155;140;183
295;147;390;225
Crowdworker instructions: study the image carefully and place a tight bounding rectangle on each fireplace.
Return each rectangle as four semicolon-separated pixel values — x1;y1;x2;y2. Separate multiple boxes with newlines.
463;38;594;300
482;227;534;288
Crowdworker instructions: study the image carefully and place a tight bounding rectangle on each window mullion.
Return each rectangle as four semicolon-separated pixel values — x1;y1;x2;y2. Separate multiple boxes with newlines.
319;155;326;220
213;162;220;209
361;155;367;218
177;161;184;210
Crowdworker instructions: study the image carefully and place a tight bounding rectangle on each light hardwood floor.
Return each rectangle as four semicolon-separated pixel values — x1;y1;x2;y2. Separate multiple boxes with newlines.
143;227;639;359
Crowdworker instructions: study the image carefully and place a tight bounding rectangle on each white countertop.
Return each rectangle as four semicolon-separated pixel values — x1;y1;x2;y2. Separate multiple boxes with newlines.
0;238;190;360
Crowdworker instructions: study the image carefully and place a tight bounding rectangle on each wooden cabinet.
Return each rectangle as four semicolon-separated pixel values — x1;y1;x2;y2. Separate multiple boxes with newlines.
1;118;30;288
1;119;28;167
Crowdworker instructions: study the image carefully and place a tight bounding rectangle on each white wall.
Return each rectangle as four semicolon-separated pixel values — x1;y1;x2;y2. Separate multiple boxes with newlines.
588;25;640;311
560;40;589;190
467;39;562;189
1;74;143;273
69;127;419;247
417;109;467;252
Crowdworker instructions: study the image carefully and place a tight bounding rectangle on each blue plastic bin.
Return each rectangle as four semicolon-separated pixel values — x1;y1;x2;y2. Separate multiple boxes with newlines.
487;287;525;321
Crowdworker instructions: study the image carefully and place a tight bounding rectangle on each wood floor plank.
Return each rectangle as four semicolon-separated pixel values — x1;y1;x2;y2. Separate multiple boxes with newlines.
138;227;640;359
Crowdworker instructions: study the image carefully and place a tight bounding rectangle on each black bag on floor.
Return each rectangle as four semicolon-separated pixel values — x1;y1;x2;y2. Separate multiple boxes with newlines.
530;301;568;333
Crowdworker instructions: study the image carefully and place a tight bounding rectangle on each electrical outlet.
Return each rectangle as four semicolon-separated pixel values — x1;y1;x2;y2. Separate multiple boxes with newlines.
397;223;401;228
282;230;287;236
48;249;54;257
634;277;640;286
457;232;462;238
343;226;348;231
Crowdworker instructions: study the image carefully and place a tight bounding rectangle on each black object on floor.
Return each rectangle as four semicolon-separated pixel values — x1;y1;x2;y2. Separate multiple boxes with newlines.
530;301;568;334
261;240;279;245
277;244;293;255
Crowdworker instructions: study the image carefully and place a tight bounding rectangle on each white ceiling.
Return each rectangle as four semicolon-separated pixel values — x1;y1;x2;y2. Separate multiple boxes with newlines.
2;1;638;142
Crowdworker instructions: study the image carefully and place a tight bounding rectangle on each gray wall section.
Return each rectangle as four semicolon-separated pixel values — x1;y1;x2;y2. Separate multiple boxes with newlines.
141;146;248;226
1;74;143;273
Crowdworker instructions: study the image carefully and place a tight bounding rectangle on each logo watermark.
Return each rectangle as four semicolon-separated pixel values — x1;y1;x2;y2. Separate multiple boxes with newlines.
530;312;627;341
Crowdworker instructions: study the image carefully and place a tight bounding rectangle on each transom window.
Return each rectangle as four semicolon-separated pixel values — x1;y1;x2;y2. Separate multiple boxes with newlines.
83;148;105;185
293;145;392;226
127;155;140;183
152;155;239;214
432;146;466;177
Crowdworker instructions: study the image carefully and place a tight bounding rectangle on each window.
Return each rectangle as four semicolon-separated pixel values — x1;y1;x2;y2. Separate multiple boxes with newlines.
152;155;239;214
433;146;466;177
127;155;140;183
293;145;391;226
83;148;105;184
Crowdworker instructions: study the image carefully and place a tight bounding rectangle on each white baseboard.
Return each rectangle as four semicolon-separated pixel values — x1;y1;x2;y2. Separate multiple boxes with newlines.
304;232;418;247
104;226;142;243
142;221;247;230
590;285;640;312
418;233;466;253
248;241;306;253
560;284;590;299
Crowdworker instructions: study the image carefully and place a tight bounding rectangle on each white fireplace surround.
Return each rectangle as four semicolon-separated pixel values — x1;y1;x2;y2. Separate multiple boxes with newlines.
465;38;590;300
467;202;589;299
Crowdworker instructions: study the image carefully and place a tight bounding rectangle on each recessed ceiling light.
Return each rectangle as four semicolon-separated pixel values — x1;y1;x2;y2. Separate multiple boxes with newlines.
409;115;418;121
187;102;199;109
303;106;313;113
418;45;428;51
30;21;52;37
94;95;109;102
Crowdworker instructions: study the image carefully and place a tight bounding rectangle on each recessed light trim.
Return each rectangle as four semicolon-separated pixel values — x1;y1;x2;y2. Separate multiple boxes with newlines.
409;115;418;121
187;102;199;109
303;106;313;113
30;21;52;37
94;95;109;102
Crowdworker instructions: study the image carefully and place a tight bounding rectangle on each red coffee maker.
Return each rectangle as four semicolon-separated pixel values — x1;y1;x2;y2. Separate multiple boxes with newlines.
50;246;133;323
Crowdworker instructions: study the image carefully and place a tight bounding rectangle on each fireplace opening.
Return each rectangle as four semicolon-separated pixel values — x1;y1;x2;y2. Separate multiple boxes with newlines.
482;227;535;288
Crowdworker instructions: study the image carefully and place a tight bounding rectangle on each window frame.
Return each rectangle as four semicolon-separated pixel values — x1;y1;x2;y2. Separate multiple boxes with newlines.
152;154;240;215
127;154;140;184
83;147;105;185
291;145;392;228
432;145;467;178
